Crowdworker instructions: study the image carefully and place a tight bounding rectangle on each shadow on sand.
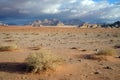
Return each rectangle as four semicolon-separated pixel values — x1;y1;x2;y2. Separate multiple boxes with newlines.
0;62;27;74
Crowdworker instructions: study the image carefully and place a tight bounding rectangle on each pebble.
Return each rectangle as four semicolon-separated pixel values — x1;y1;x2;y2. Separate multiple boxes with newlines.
118;56;120;58
70;47;77;49
77;59;82;62
103;66;112;70
94;71;100;74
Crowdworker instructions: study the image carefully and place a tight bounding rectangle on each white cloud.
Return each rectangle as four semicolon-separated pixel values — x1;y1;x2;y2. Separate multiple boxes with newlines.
16;0;62;14
100;6;120;19
0;0;120;23
80;0;95;6
69;0;77;3
42;4;61;14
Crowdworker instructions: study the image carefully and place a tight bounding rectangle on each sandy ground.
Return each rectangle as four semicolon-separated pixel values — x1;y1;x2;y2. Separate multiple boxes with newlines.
0;26;120;80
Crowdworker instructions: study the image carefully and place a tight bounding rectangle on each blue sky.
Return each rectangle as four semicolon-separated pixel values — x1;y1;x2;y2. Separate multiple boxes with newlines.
108;0;119;3
0;0;120;24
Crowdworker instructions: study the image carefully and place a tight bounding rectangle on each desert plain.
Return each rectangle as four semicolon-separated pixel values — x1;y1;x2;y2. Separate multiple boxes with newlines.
0;26;120;80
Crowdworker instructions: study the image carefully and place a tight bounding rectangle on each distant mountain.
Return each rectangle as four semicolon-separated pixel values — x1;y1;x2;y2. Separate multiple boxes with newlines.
31;18;84;26
75;20;120;28
31;19;64;26
62;19;84;25
102;21;120;28
29;19;120;28
42;19;62;26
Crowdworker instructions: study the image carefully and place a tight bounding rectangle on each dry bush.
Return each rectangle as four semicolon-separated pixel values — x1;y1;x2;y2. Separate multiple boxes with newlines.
25;49;62;73
31;33;39;35
0;45;18;51
4;39;15;42
96;48;116;56
80;48;116;61
113;34;119;38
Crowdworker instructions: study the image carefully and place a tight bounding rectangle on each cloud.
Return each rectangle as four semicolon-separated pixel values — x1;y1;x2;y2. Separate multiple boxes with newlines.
0;0;120;23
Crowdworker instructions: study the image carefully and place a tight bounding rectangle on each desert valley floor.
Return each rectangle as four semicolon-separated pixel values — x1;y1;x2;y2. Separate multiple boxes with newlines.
0;26;120;80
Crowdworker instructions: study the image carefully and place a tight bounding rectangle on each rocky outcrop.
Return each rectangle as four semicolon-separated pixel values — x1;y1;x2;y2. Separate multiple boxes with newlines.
102;21;120;28
42;19;60;26
0;22;8;26
31;19;64;26
78;23;101;28
32;20;42;27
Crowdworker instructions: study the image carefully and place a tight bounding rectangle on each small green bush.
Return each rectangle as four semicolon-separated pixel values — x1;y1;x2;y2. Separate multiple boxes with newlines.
25;49;62;73
96;48;116;56
0;45;17;51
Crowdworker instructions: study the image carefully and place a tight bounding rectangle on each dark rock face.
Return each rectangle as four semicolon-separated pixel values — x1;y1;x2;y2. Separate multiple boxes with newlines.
102;21;120;28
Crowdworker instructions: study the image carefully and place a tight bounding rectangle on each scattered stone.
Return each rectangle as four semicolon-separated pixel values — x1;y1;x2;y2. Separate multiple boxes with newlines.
70;47;77;49
81;49;87;52
38;78;46;80
69;74;72;76
114;45;120;49
103;66;112;70
47;74;51;77
21;76;27;80
94;71;100;74
94;49;98;51
117;56;120;58
77;59;82;62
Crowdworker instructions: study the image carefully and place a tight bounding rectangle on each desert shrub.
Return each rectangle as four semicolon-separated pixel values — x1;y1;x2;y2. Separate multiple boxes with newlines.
84;33;88;36
96;48;116;56
109;39;114;43
97;34;101;37
0;45;17;51
31;33;39;35
25;49;62;73
113;34;119;37
80;48;116;61
4;39;15;42
106;34;110;37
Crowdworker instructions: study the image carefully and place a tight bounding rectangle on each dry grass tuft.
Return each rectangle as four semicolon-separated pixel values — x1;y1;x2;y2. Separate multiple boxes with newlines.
79;48;116;61
29;46;42;50
0;45;18;51
25;49;62;73
96;48;116;56
4;39;15;42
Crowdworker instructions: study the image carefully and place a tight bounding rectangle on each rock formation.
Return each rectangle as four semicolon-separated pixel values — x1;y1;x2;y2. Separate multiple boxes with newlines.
31;19;64;26
78;23;101;28
101;21;120;28
32;20;42;27
0;22;8;26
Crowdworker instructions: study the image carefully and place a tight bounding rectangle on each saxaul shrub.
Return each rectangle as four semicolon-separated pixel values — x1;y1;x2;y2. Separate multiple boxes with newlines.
25;49;62;73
